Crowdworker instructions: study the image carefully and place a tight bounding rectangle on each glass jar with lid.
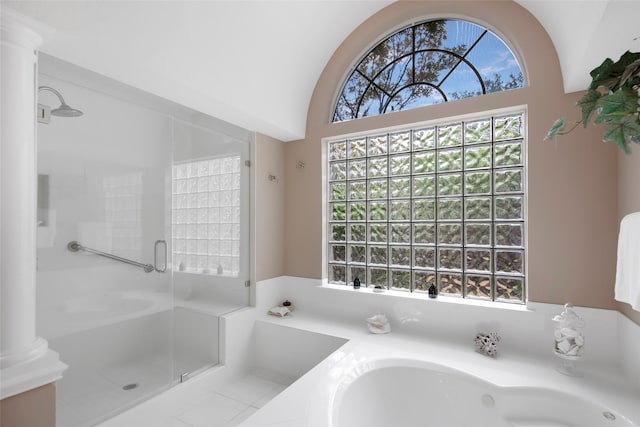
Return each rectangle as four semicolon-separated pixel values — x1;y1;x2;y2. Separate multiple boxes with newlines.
552;303;585;376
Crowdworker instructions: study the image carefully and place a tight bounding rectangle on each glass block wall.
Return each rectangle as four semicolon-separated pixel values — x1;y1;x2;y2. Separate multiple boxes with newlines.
327;112;526;302
172;155;242;276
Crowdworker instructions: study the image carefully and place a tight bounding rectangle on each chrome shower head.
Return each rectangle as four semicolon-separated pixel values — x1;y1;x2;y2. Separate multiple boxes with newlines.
38;86;83;118
51;103;83;117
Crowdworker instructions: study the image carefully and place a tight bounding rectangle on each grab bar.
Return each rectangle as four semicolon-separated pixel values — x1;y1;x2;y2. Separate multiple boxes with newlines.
67;241;155;273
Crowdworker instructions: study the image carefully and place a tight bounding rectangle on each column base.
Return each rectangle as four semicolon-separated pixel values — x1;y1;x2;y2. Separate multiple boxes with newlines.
0;337;48;369
0;348;67;400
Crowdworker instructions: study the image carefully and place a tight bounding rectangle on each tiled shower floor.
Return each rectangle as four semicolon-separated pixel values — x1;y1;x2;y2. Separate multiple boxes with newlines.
56;356;171;427
58;361;289;427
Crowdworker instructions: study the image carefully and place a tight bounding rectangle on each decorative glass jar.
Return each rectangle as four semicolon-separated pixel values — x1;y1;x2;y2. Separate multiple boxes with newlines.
552;303;585;376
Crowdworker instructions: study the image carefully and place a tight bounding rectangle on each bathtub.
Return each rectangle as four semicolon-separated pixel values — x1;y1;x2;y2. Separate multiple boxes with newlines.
332;358;636;427
240;325;640;427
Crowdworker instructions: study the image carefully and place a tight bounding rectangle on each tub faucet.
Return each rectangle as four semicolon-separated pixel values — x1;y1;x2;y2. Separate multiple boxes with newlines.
474;332;501;357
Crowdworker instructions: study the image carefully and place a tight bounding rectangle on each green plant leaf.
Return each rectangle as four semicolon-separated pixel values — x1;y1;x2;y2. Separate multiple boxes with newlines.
548;51;640;154
589;57;614;90
545;118;565;140
589;51;640;91
594;86;638;124
614;51;640;90
576;90;602;127
620;58;640;88
602;115;640;154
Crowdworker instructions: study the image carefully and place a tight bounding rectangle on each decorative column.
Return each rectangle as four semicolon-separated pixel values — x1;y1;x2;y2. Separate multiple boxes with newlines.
0;8;66;400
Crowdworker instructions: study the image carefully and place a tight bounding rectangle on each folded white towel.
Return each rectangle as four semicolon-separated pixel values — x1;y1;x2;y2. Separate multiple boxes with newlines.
614;212;640;311
268;306;291;317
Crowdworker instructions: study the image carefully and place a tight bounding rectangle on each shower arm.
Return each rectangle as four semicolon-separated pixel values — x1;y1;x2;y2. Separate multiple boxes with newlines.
67;241;155;273
39;86;67;105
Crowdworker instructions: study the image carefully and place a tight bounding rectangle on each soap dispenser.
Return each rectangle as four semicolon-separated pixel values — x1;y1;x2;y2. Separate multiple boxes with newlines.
428;284;437;299
353;276;361;289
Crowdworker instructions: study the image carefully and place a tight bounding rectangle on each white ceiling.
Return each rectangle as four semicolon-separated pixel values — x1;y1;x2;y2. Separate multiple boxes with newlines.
4;0;640;142
516;0;640;93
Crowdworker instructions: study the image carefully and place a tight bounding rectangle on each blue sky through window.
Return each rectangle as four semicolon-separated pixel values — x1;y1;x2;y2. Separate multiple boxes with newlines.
333;19;524;122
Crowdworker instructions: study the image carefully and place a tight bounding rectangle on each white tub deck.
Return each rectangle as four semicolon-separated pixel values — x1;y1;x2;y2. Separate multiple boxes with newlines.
240;311;640;427
97;277;640;427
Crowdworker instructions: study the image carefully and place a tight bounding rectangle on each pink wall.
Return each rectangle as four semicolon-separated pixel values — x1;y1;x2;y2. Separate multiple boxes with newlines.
282;1;622;310
0;384;56;427
255;133;286;281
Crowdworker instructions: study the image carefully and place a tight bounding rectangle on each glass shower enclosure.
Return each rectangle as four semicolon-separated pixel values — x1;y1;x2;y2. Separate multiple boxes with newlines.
35;54;251;427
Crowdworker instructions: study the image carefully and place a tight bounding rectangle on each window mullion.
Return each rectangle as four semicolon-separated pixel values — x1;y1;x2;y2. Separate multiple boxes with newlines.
490;118;496;301
386;145;390;290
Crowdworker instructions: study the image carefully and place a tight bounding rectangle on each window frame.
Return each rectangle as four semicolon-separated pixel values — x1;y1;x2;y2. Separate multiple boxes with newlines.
325;108;527;304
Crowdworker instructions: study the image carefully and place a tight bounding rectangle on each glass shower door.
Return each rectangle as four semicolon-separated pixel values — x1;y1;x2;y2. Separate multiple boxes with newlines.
170;117;251;382
36;66;175;427
37;54;253;427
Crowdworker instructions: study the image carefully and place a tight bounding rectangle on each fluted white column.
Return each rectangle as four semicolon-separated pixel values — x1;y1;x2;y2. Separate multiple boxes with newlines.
0;8;66;399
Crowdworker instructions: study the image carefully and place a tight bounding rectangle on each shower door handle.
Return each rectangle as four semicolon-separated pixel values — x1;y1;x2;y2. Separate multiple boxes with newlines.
154;240;167;273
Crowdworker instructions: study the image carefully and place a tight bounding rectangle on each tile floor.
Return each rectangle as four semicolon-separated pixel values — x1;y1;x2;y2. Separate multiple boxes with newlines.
57;356;289;427
158;372;290;427
57;356;171;427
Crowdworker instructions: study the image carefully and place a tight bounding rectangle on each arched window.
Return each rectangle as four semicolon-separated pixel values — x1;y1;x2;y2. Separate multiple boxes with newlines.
332;19;524;122
327;17;527;303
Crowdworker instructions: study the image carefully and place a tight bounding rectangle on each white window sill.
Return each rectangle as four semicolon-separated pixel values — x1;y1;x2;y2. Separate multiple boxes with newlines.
320;282;530;312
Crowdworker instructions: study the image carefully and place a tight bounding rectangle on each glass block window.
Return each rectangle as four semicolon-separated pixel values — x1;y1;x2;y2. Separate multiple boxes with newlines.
333;19;524;122
327;111;526;303
172;155;242;276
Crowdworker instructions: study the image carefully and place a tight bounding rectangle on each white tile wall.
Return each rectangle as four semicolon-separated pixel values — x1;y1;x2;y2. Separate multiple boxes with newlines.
271;276;630;366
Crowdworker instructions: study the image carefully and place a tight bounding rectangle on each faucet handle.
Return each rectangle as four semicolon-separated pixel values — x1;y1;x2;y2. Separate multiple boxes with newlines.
474;332;501;357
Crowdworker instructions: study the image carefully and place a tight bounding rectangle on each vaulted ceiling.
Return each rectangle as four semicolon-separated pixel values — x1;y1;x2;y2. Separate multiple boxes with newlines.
4;0;640;141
